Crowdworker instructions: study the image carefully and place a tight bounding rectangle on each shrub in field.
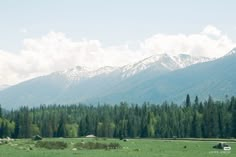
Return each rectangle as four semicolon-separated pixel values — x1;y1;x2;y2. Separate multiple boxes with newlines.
108;143;121;149
35;141;67;149
74;142;121;150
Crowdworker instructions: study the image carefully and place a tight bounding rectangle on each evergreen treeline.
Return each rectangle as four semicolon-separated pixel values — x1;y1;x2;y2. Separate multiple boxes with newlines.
0;95;236;139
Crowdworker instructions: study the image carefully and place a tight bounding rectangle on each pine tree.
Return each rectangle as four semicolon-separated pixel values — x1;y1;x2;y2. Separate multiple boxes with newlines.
24;107;32;138
194;96;199;106
0;121;4;138
204;96;219;137
57;113;66;137
147;112;156;137
191;111;201;137
79;118;87;136
13;113;20;138
0;104;2;118
186;94;191;107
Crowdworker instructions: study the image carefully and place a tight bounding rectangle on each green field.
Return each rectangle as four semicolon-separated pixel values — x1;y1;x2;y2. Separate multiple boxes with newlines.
0;138;235;157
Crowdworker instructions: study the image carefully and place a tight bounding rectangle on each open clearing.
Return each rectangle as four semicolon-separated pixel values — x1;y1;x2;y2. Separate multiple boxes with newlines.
0;138;235;157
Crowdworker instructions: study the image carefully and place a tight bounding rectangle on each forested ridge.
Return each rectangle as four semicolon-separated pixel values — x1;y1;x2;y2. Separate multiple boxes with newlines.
0;95;236;139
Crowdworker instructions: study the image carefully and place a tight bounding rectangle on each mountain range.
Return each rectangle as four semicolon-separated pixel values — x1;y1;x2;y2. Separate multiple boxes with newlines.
0;49;235;109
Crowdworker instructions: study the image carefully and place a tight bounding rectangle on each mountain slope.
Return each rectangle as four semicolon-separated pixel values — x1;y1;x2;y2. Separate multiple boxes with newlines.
101;52;236;104
0;66;119;108
0;84;10;91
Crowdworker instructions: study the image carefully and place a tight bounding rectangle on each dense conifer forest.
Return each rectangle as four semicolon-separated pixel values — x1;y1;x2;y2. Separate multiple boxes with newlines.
0;95;236;139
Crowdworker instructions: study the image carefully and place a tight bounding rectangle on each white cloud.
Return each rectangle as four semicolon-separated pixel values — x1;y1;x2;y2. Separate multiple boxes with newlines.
0;32;144;85
142;25;235;58
201;25;221;37
20;32;144;71
0;25;235;86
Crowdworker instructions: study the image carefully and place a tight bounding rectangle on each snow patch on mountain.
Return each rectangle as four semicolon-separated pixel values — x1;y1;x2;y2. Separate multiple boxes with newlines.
54;66;116;81
121;53;211;78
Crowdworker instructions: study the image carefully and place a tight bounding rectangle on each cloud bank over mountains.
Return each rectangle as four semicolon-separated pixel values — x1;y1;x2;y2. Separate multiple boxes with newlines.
142;25;235;57
0;25;235;85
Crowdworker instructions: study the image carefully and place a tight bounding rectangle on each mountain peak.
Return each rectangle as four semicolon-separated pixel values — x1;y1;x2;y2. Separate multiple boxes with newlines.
226;47;236;56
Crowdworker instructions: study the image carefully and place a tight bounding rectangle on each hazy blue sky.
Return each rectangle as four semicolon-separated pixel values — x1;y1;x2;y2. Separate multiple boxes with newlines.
1;0;236;52
1;0;236;85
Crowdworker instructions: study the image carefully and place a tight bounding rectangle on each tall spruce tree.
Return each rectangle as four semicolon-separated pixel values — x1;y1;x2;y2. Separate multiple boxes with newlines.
231;97;236;137
186;94;191;107
57;113;66;137
191;111;201;137
0;104;2;118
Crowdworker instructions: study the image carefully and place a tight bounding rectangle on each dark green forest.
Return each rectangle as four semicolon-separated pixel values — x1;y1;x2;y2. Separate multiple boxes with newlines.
0;95;236;139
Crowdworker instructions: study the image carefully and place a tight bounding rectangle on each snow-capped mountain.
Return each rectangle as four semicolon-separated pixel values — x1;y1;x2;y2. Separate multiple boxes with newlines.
225;47;236;56
0;53;216;109
44;53;211;82
49;53;211;81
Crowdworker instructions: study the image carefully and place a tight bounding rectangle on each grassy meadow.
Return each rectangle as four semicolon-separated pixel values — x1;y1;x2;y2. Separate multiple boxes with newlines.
0;138;235;157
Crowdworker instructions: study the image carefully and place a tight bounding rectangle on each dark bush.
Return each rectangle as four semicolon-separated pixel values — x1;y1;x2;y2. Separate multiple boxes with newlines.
74;142;121;150
35;141;68;149
108;143;121;149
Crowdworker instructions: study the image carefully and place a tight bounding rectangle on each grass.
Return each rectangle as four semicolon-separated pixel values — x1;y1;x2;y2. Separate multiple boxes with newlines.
0;138;235;157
